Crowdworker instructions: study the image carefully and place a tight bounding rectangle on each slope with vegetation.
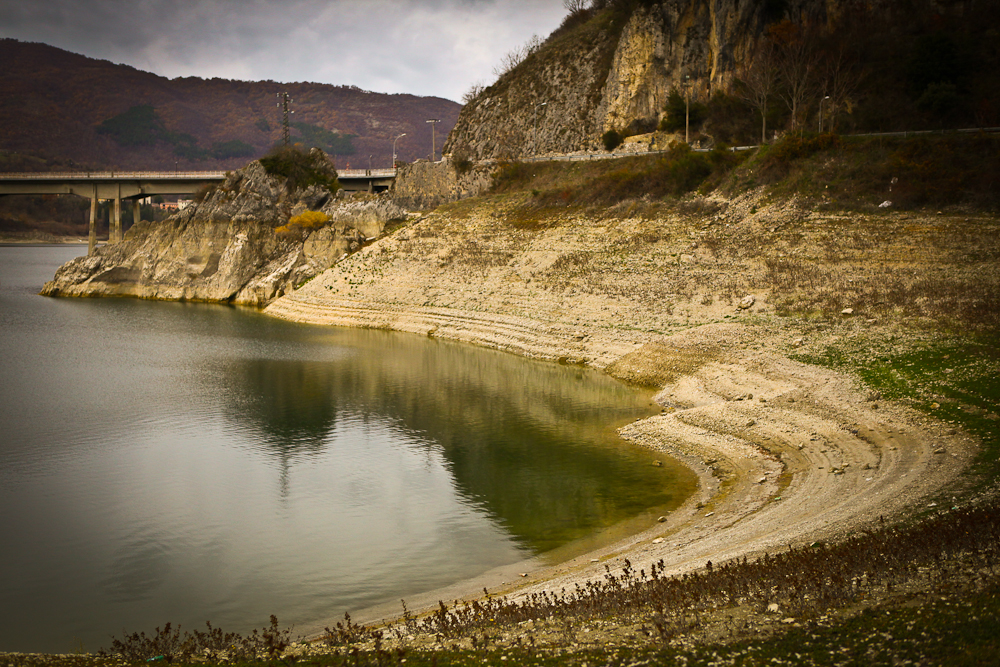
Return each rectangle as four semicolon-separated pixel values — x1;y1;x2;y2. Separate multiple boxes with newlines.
0;39;459;172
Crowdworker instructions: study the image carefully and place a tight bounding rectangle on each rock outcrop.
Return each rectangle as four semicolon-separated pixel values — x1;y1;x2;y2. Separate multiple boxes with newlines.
390;159;495;210
41;151;405;306
444;0;941;159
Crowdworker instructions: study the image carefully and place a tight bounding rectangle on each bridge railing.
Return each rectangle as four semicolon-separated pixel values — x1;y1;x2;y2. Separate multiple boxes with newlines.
337;169;397;178
0;171;228;180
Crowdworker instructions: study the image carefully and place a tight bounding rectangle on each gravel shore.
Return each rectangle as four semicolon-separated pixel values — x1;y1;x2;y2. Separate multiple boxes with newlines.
264;195;982;633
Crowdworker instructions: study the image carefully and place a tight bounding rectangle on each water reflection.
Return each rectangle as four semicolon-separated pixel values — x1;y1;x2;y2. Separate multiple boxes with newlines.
211;327;692;554
0;246;695;653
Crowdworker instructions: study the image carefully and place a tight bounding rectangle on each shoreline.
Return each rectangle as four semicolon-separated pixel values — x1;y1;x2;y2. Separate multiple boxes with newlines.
264;230;979;638
18;194;992;652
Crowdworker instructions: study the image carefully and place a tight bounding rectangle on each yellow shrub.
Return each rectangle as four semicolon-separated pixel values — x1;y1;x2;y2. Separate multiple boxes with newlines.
274;209;331;236
289;210;331;229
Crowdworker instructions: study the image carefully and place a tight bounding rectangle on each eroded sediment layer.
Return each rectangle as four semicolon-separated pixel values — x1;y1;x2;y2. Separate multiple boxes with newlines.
264;201;978;628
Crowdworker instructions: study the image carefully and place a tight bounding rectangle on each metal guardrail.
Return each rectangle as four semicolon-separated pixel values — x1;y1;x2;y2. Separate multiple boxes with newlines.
516;125;1000;165
337;169;397;178
0;171;228;180
840;126;1000;139
518;145;756;163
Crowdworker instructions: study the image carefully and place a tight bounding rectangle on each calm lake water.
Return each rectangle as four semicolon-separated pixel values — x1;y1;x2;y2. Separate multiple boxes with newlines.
0;245;694;654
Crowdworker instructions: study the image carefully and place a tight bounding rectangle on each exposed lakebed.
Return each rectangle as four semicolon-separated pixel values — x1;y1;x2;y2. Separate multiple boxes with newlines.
0;245;694;653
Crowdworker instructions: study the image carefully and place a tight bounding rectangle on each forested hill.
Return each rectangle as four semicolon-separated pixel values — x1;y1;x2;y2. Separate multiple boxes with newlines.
0;39;460;171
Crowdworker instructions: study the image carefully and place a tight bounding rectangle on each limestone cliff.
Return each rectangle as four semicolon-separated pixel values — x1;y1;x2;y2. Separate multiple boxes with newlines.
444;0;933;159
41;152;405;306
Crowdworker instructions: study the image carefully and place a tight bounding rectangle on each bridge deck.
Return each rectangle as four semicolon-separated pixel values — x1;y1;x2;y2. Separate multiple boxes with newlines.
0;171;228;181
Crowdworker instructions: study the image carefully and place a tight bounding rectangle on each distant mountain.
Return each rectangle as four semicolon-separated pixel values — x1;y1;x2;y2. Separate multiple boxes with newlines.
0;39;461;171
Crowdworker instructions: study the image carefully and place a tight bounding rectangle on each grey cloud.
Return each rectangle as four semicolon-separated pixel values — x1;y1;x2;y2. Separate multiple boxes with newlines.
0;0;566;100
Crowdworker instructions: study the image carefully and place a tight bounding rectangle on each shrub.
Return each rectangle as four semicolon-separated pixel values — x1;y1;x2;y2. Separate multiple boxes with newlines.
659;89;707;133
704;91;756;145
753;132;841;181
275;209;330;235
259;146;340;193
289;210;331;229
602;129;623;151
451;142;474;175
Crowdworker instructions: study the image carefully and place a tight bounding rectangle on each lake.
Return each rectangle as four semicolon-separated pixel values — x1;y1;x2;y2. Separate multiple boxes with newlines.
0;245;694;653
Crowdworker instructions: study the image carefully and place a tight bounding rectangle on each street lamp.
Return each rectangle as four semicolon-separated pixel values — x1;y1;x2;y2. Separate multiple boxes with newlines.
819;95;831;133
685;75;691;145
534;102;547;157
392;133;406;167
426;119;441;161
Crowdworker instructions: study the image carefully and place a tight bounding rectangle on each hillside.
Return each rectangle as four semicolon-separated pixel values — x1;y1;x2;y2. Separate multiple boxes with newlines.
446;0;1000;159
0;39;460;171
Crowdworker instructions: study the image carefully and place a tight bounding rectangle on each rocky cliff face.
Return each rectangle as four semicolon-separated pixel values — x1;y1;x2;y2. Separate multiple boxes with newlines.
41;152;405;306
444;0;925;159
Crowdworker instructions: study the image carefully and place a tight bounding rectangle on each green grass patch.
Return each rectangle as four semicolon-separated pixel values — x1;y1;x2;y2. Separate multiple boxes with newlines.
792;332;1000;483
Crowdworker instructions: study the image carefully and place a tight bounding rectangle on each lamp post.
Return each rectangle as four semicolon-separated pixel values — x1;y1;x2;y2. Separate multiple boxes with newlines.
426;119;441;161
534;102;547;157
392;133;406;167
685;75;691;145
819;95;831;133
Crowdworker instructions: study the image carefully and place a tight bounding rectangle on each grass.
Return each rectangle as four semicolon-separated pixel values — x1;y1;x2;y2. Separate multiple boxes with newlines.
492;146;745;210
792;331;1000;485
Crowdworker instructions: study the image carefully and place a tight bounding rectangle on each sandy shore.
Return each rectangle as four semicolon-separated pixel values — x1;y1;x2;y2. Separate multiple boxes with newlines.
264;200;979;633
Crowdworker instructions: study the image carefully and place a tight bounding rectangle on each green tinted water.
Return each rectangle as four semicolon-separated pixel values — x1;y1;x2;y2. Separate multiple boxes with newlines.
0;245;695;653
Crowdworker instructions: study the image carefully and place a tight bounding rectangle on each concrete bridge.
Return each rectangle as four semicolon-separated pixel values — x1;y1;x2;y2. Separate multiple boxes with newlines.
0;171;227;255
0;168;397;254
336;168;396;193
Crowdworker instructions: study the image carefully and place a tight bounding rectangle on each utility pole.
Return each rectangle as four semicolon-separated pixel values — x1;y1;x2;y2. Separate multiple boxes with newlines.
426;119;440;161
277;92;293;147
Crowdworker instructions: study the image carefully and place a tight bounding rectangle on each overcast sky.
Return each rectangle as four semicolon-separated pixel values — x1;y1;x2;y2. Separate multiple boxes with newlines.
0;0;568;102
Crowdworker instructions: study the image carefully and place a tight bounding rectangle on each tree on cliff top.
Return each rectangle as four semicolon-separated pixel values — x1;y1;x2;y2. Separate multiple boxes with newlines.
259;146;340;193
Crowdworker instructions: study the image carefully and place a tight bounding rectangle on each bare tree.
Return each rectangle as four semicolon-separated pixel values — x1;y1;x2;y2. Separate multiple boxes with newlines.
818;46;864;132
734;40;779;144
462;81;486;106
563;0;588;12
770;21;821;132
492;34;544;79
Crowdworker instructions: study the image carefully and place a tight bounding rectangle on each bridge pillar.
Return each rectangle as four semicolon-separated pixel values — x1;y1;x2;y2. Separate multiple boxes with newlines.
132;198;141;233
87;185;97;256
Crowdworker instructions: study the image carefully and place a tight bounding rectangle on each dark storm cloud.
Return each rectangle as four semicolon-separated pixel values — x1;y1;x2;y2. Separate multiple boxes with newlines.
0;0;567;100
